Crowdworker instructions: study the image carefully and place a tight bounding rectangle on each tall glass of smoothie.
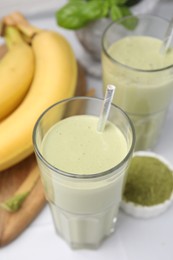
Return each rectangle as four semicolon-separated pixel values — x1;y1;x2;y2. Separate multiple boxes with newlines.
102;14;173;150
33;97;135;249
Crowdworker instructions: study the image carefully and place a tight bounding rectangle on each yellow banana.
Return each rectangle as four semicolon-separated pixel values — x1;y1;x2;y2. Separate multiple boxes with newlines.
0;29;77;171
0;26;34;120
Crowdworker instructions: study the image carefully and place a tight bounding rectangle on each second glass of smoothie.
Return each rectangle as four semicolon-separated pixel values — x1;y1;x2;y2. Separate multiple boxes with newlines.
102;14;173;150
33;97;135;249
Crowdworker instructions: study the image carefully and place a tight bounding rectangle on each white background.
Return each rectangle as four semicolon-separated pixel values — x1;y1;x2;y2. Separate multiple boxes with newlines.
1;0;173;259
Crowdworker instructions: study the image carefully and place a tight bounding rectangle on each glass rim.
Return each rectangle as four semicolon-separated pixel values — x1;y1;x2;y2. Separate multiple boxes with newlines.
102;13;173;73
33;96;135;180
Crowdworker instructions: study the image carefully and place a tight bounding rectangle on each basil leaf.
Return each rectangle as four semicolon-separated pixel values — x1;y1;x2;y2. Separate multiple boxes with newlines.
56;3;88;29
69;0;82;2
109;0;127;5
110;5;123;21
85;0;110;16
120;6;132;16
110;5;137;30
56;0;132;30
118;7;138;30
102;2;110;17
56;1;109;30
116;0;128;4
81;1;107;20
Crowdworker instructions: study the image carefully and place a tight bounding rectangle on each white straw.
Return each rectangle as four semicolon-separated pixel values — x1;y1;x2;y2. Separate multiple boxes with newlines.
160;17;173;54
97;84;116;132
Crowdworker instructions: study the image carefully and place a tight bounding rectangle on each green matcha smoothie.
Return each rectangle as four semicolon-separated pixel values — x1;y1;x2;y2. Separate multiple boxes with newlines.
102;35;173;150
33;97;135;248
38;113;132;248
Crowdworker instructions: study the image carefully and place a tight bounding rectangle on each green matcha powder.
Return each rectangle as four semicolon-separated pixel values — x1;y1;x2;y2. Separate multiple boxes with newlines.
123;156;173;206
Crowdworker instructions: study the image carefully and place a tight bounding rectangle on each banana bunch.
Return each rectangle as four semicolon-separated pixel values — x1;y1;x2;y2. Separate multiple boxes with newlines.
0;13;77;171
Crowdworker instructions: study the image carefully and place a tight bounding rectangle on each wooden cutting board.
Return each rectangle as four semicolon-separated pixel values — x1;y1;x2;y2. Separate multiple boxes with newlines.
0;45;87;247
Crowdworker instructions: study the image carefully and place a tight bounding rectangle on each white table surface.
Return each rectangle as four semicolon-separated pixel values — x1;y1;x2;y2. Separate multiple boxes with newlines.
1;1;173;259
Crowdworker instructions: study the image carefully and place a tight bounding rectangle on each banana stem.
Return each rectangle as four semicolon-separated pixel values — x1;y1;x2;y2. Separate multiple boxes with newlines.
4;26;24;49
6;12;41;39
2;12;42;44
0;21;4;36
0;166;40;212
18;24;41;39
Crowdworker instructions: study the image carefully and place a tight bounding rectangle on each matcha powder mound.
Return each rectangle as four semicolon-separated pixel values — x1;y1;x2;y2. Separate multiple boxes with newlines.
123;156;173;206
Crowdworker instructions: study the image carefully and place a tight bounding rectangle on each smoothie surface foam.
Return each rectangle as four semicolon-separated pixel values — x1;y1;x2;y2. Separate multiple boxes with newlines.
41;115;128;174
108;36;173;70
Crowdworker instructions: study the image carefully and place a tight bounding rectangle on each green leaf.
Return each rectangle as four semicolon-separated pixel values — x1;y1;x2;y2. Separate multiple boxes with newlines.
110;5;137;30
110;5;123;21
81;1;107;20
85;1;110;18
109;0;127;5
118;7;138;30
56;1;109;30
69;0;83;2
102;2;110;17
56;0;132;30
117;0;128;4
56;3;88;29
120;6;132;16
0;192;29;212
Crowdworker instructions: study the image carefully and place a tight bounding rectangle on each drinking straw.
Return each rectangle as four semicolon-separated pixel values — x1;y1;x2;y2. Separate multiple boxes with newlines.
97;84;116;132
160;17;173;54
